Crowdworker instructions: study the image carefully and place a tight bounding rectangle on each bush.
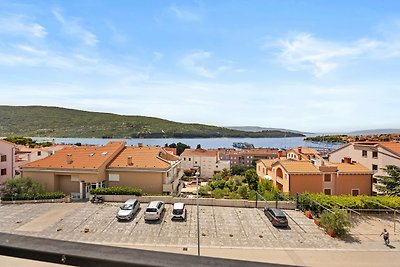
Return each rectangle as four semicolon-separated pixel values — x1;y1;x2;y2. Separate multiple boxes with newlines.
198;186;210;196
0;177;45;200
237;184;250;199
211;188;225;199
181;175;189;181
90;187;143;196
0;192;64;201
228;192;241;199
319;207;352;238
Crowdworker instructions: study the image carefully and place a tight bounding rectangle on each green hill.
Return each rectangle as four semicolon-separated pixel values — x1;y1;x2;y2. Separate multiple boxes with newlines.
0;106;305;138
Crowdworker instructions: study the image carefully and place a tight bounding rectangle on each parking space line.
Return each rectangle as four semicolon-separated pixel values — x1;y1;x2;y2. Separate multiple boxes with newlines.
234;209;248;238
256;208;277;240
129;208;144;235
157;206;170;237
284;211;307;234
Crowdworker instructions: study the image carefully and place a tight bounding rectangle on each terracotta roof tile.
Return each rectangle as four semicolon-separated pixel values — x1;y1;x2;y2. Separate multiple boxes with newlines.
277;160;320;173
108;146;180;169
21;141;125;170
180;149;217;157
330;162;372;173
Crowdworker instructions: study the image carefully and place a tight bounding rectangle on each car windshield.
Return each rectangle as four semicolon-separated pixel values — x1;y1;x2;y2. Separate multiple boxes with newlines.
121;204;133;210
276;216;287;220
173;209;183;215
146;208;157;213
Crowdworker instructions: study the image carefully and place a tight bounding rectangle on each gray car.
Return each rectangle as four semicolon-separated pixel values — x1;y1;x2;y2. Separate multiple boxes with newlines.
117;199;140;221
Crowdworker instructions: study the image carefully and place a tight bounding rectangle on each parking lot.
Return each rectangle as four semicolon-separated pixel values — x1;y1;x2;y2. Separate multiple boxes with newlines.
0;202;398;252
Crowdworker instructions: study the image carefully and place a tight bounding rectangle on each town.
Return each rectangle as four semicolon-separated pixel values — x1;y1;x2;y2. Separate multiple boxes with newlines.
0;136;399;265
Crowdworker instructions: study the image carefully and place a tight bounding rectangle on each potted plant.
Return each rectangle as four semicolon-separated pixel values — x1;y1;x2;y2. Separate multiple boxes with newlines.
304;210;313;219
319;207;352;238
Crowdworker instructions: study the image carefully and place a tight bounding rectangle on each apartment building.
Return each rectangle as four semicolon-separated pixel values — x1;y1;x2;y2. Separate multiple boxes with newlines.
329;142;400;177
180;149;230;179
256;146;373;196
107;145;183;195
219;148;284;168
0;139;17;183
20;142;184;198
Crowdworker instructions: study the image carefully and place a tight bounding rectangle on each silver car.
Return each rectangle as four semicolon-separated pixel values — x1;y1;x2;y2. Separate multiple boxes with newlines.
116;199;140;221
144;201;165;221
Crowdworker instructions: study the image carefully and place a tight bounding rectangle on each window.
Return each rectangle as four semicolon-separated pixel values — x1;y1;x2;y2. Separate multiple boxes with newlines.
1;155;6;162
183;157;186;161
188;158;191;161
109;174;120;182
372;164;378;171
324;174;332;182
1;168;6;176
324;188;332;195
352;189;360;196
372;151;378;159
362;150;367;157
37;151;42;156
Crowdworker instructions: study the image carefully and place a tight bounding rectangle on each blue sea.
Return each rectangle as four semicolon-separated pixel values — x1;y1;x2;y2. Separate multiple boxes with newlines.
33;136;341;150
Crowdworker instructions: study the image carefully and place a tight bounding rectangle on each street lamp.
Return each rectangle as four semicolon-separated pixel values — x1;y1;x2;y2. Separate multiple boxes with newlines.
195;171;200;256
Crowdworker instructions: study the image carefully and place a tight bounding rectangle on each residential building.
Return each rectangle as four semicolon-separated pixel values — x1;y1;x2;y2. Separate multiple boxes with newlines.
20;141;126;199
219;148;284;168
265;159;373;196
256;146;373;196
20;142;184;198
107;145;183;195
0;139;17;183
180;149;230;179
329;142;400;177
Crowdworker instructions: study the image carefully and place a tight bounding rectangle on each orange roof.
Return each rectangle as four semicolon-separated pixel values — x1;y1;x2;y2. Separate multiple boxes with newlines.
377;142;400;155
276;160;320;173
258;159;278;168
330;162;372;173
288;147;320;155
22;141;125;170
108;146;180;169
180;149;217;157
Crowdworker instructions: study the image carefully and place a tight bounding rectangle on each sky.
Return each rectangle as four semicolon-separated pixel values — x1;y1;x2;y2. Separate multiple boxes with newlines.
1;0;400;133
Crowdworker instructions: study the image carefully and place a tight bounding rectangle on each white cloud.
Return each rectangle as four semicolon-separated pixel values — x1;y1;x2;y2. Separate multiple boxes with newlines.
169;4;200;22
0;14;47;38
52;9;98;46
179;51;234;78
15;44;47;55
274;33;379;77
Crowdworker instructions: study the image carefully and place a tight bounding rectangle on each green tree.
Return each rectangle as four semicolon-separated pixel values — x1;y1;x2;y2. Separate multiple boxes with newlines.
244;169;259;191
221;168;231;179
211;188;225;199
376;165;400;195
167;142;190;155
207;173;226;190
231;165;248;175
0;177;45;200
196;144;202;149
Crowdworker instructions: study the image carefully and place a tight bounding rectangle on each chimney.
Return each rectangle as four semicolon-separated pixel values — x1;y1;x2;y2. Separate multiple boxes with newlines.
277;150;282;159
127;156;133;166
138;143;143;147
298;147;302;153
343;157;352;164
66;154;73;164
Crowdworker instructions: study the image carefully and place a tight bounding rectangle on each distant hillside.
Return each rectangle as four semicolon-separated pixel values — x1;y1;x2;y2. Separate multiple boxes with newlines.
0;106;305;138
347;129;400;135
227;126;308;134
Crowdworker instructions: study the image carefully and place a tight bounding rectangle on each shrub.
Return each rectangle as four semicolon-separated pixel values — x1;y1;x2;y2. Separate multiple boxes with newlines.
197;186;210;196
237;184;250;199
0;192;64;201
211;188;225;199
319;207;352;238
90;187;143;196
0;177;45;200
228;192;241;199
181;175;189;181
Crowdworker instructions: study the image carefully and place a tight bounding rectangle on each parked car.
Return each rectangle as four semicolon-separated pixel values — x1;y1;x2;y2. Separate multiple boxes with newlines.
171;202;187;220
116;199;140;221
144;201;165;221
264;207;288;227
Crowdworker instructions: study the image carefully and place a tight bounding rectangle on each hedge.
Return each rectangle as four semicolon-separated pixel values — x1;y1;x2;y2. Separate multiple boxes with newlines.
90;187;143;196
0;192;65;201
298;193;400;213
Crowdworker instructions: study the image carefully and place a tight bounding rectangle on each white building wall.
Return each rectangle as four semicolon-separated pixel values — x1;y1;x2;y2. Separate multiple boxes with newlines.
0;141;16;183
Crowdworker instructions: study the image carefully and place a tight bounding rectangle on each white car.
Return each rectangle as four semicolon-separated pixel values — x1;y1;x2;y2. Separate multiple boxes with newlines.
116;199;140;221
171;202;187;220
144;201;165;221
